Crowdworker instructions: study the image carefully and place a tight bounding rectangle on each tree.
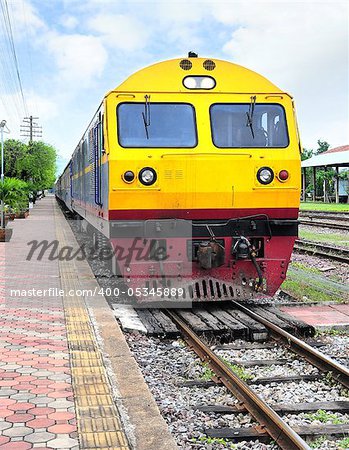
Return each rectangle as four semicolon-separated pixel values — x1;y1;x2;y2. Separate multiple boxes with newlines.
3;139;57;193
3;139;28;179
21;141;57;192
301;147;313;161
315;139;330;155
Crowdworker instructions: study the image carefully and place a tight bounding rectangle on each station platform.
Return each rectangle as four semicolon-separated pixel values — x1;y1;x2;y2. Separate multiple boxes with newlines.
0;197;178;450
281;304;349;330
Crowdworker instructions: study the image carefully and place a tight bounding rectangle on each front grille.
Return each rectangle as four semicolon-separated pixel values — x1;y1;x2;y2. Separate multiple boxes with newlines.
143;278;244;301
179;59;193;70
203;59;216;71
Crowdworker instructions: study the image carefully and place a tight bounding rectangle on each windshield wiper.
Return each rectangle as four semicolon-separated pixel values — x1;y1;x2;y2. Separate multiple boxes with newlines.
142;94;151;139
246;95;256;139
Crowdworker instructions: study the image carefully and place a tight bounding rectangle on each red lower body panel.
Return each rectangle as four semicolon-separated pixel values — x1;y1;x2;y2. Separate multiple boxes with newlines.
109;234;296;303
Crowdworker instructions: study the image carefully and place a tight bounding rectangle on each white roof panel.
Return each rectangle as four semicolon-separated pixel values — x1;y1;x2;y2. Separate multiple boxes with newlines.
301;151;349;168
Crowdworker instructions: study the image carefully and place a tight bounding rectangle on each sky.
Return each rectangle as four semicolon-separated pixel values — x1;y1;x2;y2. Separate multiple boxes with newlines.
0;0;348;174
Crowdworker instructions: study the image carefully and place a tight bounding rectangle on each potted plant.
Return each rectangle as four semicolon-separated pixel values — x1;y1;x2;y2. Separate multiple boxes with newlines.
4;205;15;221
0;178;29;241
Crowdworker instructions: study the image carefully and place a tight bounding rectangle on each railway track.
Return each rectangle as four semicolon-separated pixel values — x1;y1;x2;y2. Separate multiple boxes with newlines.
299;219;349;231
300;211;349;221
166;303;349;449
294;239;349;263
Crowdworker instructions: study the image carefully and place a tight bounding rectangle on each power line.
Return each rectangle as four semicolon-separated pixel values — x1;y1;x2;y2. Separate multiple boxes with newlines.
0;0;29;120
21;0;37;115
2;0;28;116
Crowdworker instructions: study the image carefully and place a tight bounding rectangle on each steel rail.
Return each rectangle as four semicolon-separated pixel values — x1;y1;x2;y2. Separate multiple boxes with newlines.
300;210;349;218
299;220;349;231
166;310;311;450
294;240;349;264
231;301;349;390
300;214;349;222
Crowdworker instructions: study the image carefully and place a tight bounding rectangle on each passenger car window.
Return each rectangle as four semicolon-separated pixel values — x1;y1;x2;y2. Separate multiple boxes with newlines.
117;103;197;148
210;104;289;148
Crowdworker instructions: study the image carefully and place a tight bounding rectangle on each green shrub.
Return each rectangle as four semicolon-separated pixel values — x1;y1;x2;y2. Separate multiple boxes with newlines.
0;177;29;212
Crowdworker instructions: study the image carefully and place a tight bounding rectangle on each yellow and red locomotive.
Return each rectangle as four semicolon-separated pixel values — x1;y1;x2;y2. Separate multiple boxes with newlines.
56;54;301;301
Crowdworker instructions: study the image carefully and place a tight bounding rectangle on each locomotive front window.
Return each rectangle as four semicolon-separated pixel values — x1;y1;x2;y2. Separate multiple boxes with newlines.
117;103;197;148
210;104;289;148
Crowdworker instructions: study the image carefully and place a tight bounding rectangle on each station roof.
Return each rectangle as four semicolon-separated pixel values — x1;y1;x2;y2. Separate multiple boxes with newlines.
301;145;349;168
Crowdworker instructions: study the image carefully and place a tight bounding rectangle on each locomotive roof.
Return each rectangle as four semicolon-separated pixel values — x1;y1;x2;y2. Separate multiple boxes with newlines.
110;57;287;95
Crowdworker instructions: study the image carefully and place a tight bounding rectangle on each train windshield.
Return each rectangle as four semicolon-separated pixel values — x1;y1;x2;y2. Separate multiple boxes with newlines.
117;103;197;148
210;104;289;148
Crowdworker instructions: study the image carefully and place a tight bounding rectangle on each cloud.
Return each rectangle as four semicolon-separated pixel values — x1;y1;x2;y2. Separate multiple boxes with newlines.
88;14;150;51
5;0;45;40
210;1;349;148
60;15;79;30
26;91;59;120
44;32;108;88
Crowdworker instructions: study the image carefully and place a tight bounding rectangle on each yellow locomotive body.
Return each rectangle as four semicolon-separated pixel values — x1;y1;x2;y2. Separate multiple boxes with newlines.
56;56;301;301
106;58;300;217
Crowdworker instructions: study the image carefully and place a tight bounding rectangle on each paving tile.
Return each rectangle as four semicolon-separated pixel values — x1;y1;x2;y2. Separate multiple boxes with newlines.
0;421;12;431
27;417;55;429
30;387;53;395
0;398;16;407
0;389;18;396
24;430;55;444
30;380;52;386
0;380;20;387
16;368;38;374
48;423;77;434
17;383;34;390
30;396;55;405
8;402;36;412
11;393;36;401
1;199;131;450
6;413;35;423
3;425;34;437
26;406;55;416
0;436;10;445
48;411;75;421
15;376;37;383
46;435;78;449
0;442;32;450
48;390;73;399
47;399;74;409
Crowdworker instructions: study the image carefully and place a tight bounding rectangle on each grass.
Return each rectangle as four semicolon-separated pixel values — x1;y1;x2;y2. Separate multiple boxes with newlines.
309;436;327;449
304;409;345;425
224;361;253;382
316;328;348;337
300;202;349;212
299;229;349;248
200;363;215;381
338;437;349;449
281;278;344;303
291;261;322;274
200;361;252;382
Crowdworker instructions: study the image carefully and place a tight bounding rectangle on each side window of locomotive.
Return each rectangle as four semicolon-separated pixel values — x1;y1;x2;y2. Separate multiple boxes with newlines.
210;104;289;148
117;103;197;148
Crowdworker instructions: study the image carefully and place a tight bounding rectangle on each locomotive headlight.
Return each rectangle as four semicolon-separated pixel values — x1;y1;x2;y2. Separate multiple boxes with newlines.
139;167;157;186
183;76;216;90
257;167;274;185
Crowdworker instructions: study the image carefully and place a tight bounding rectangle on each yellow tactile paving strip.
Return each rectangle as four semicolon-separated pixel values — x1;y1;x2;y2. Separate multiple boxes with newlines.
54;208;130;450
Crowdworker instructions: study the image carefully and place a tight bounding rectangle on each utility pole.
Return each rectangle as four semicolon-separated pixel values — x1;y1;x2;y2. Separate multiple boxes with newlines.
0;120;10;229
20;116;42;143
